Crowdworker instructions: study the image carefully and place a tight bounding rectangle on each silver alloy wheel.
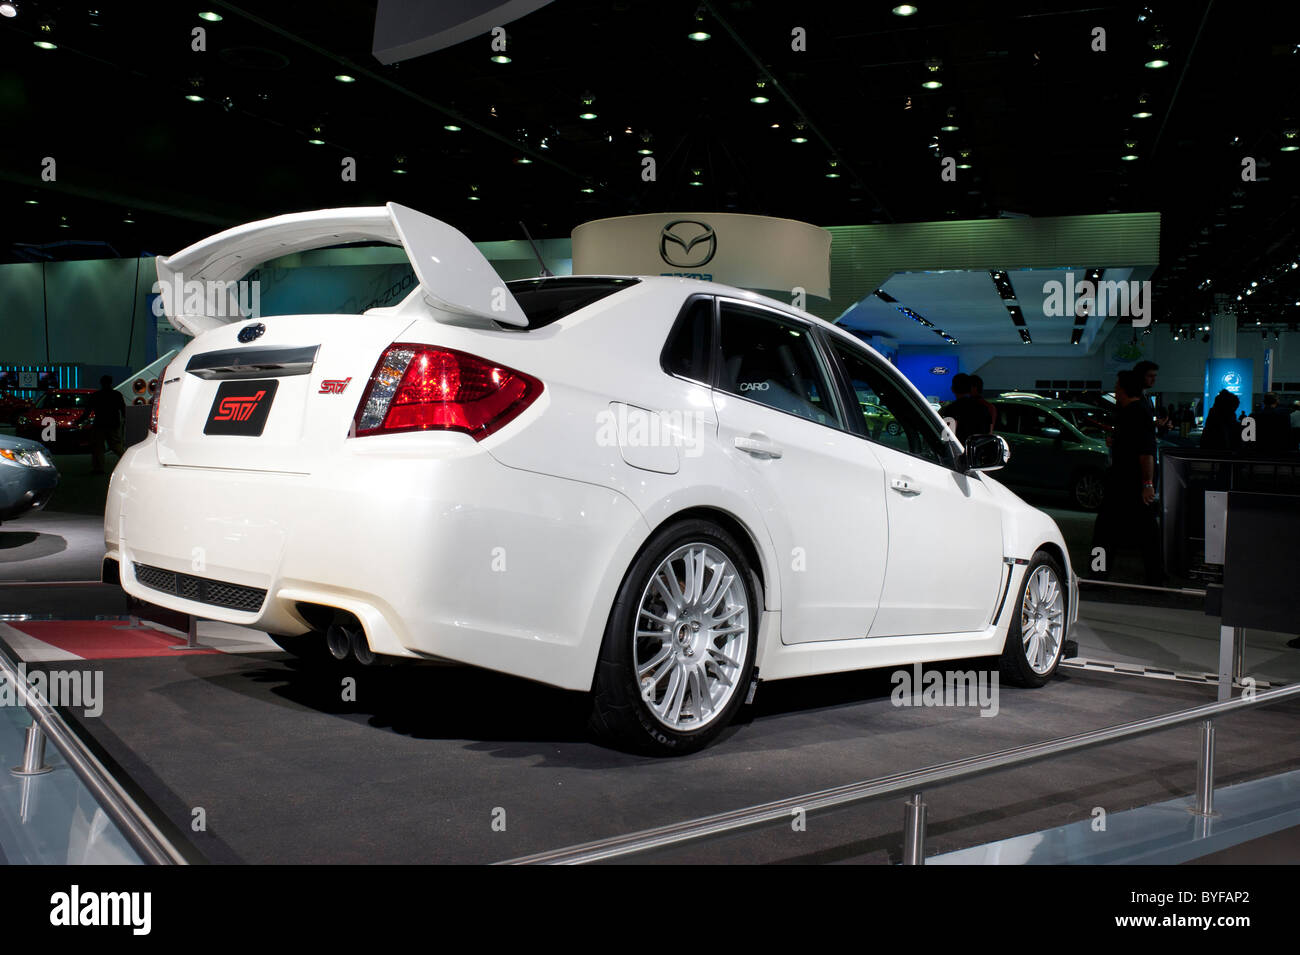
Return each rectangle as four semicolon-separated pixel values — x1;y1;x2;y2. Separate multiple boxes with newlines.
633;542;750;732
1074;472;1104;509
1021;565;1065;675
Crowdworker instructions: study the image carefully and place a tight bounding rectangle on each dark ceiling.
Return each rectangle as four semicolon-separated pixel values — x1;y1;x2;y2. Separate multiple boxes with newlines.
1;0;1297;327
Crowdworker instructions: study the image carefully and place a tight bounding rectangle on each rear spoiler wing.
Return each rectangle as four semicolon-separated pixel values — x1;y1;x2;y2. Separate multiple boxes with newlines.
154;202;528;335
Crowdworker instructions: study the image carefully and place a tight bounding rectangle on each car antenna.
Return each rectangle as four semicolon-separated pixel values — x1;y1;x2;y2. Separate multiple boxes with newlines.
518;221;554;278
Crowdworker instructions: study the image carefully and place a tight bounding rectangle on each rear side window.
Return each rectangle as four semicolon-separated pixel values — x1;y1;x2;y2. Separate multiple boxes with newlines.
661;296;714;383
505;277;639;329
717;303;841;427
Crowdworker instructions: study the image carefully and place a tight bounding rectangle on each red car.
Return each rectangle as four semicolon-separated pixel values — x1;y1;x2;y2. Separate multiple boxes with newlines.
0;390;34;426
14;388;99;451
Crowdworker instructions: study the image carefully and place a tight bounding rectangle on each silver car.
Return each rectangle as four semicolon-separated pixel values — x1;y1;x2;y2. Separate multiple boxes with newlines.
0;433;59;523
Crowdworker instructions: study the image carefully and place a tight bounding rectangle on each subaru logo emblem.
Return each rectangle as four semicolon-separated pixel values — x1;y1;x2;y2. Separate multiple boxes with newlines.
237;322;266;343
660;219;717;269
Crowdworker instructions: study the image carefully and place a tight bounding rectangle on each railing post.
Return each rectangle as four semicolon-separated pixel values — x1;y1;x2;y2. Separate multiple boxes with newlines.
902;791;927;865
10;723;53;777
1193;719;1216;817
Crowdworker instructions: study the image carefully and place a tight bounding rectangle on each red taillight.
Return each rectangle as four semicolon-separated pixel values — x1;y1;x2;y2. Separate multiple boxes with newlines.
352;344;543;440
149;383;161;433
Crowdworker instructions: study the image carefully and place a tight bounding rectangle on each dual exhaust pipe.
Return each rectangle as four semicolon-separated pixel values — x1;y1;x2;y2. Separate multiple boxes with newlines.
325;622;376;666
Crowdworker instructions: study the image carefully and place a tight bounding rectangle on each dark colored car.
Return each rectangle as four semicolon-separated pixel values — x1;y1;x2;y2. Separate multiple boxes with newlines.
992;396;1111;510
14;388;99;451
0;433;59;523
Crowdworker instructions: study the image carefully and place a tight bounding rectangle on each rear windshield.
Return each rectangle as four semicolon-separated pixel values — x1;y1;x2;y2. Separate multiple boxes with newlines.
506;277;639;329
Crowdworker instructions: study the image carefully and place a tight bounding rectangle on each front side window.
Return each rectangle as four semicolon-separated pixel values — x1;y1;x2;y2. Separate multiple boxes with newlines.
828;336;953;467
716;303;840;427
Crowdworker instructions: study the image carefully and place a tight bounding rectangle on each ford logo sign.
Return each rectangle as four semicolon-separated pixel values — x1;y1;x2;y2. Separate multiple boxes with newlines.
237;322;266;343
660;220;717;269
930;366;949;375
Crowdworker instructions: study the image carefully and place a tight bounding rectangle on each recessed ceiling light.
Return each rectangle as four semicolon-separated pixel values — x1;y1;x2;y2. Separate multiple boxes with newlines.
1121;153;1139;161
23;199;37;205
580;187;594;193
33;40;56;50
491;55;511;64
185;94;204;102
392;168;406;174
791;136;808;143
334;74;356;83
579;111;597;120
637;148;653;155
826;172;841;178
0;3;17;18
688;31;710;41
750;95;769;104
689;180;703;186
1132;110;1153;119
123;217;134;224
517;157;532;164
1144;59;1169;69
957;162;972;169
468;194;480;200
1282;145;1300;152
198;11;222;21
922;80;942;89
892;4;918;14
307;138;325;145
443;124;462;132
941;124;959;131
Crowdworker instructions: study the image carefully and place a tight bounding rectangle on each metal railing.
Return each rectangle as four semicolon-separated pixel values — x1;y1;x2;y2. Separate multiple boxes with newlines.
0;641;188;865
500;681;1300;865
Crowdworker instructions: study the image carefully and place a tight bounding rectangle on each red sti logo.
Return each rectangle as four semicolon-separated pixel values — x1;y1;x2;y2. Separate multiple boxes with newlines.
213;390;266;422
319;377;352;394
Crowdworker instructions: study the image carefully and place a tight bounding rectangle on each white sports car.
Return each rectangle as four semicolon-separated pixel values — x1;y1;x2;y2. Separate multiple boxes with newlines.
105;203;1076;754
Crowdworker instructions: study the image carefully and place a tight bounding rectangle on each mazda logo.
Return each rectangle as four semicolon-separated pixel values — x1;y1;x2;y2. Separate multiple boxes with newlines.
237;322;266;343
660;219;717;269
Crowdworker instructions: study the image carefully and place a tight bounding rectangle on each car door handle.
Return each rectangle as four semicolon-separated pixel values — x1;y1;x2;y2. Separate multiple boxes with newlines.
734;434;783;459
890;476;921;495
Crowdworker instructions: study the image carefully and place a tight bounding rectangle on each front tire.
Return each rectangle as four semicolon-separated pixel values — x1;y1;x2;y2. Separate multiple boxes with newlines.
1071;469;1105;510
999;551;1068;688
589;519;758;755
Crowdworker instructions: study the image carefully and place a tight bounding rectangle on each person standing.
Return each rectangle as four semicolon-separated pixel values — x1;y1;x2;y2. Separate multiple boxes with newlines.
968;374;998;433
1134;360;1159;422
1091;370;1164;585
1253;392;1293;453
87;375;127;475
1199;390;1242;452
939;373;990;444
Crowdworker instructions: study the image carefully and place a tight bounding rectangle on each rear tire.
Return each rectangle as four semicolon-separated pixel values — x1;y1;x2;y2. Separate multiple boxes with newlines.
998;551;1068;688
1071;469;1105;511
589;518;759;755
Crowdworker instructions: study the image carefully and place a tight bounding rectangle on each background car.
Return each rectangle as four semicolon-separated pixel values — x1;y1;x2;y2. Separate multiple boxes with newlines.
14;388;98;451
0;390;34;426
0;433;59;523
993;395;1111;510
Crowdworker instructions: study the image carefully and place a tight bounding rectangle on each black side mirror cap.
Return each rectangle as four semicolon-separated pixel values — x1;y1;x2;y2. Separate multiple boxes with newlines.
964;433;1011;472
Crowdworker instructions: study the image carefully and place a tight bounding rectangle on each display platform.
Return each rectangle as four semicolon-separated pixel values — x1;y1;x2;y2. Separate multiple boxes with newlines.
0;607;1296;865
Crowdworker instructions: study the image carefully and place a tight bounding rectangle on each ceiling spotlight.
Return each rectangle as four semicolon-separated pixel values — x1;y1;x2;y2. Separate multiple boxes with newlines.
688;30;710;41
1145;58;1169;69
579;91;596;119
1121;153;1139;161
468;185;480;200
791;136;808;143
307;137;325;145
637;148;653;155
580;186;594;193
892;4;918;15
334;74;356;83
516;157;532;164
444;124;462;132
826;160;840;178
33;40;56;50
1133;110;1153;119
751;80;769;104
0;3;17;18
578;111;598;120
23;199;37;205
392;168;407;174
491;55;511;64
198;11;222;21
1282;129;1299;152
922;80;943;89
957;162;972;169
185;94;204;102
123;214;134;224
941;123;959;132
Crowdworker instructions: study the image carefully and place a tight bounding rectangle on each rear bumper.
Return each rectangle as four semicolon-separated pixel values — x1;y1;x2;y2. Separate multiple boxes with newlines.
105;435;647;690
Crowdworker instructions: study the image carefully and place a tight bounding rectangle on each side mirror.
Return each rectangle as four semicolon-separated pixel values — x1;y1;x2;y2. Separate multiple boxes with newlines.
964;433;1011;472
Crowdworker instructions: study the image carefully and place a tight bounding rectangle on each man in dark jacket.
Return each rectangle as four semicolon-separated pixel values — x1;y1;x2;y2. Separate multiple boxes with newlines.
939;373;991;444
1091;370;1164;585
87;376;127;475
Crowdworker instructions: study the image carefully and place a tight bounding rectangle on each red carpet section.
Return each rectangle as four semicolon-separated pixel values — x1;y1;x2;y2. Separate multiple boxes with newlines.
8;620;219;660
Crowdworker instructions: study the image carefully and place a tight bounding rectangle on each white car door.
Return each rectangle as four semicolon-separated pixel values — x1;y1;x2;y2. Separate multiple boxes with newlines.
711;299;889;643
823;335;1005;637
